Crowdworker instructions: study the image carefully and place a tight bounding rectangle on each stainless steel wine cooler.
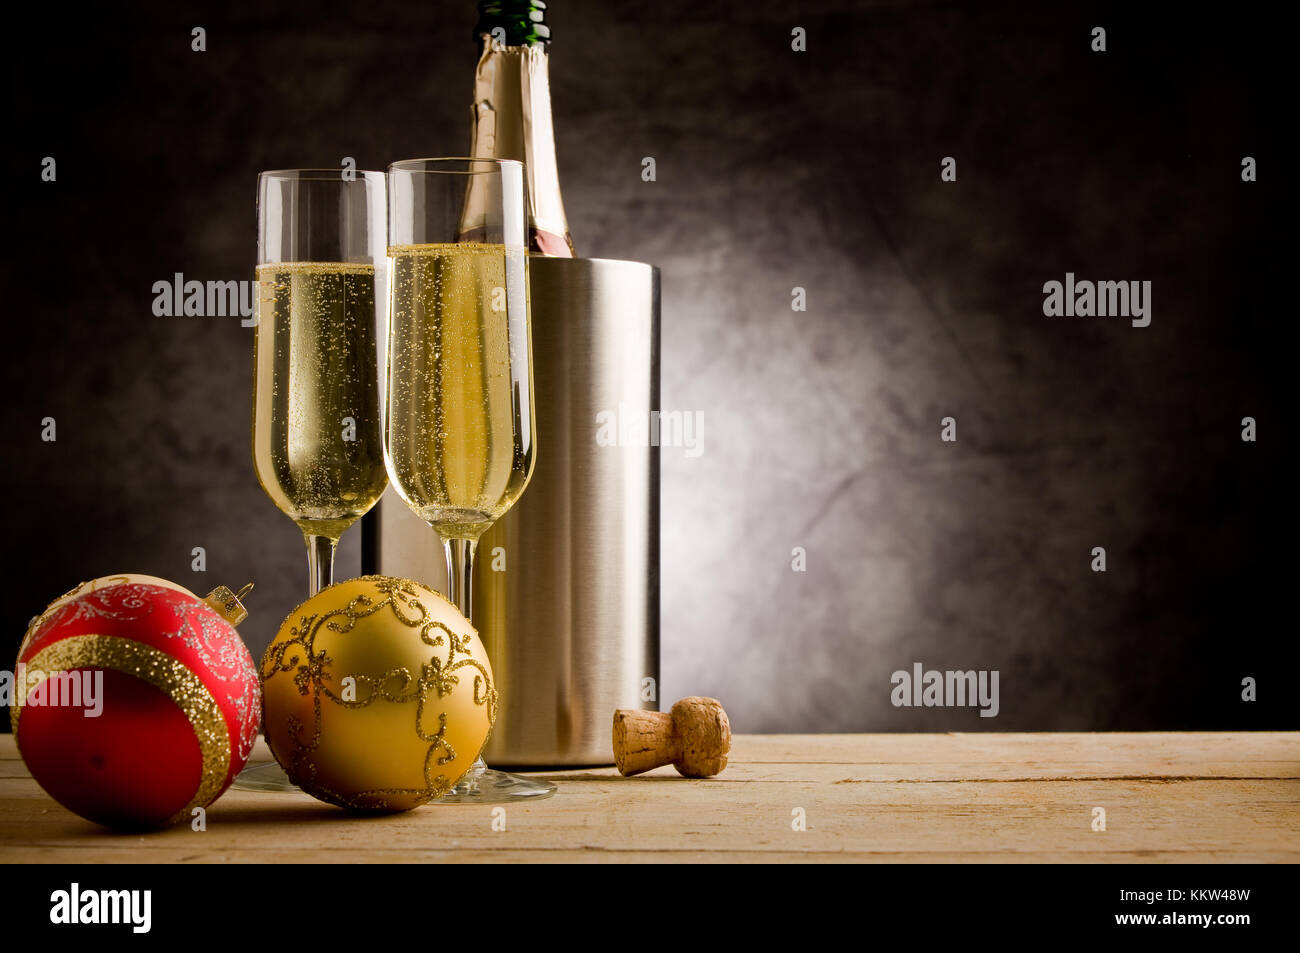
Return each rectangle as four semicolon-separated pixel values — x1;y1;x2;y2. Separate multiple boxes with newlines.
363;255;660;766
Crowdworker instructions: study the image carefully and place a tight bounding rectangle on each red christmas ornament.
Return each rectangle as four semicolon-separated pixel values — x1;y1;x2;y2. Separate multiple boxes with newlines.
10;580;260;829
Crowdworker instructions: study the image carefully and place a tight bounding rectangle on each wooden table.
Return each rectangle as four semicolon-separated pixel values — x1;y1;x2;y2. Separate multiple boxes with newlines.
2;733;1296;862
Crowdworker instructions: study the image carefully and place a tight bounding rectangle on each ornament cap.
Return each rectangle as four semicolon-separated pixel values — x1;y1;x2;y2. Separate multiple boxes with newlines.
204;583;253;627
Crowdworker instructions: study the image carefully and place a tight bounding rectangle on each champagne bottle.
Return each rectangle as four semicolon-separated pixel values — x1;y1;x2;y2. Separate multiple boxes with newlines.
465;0;574;256
367;2;659;768
361;1;571;576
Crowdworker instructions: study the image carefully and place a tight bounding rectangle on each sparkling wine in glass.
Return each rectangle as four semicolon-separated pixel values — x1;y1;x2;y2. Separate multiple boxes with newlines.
240;169;389;792
384;157;552;802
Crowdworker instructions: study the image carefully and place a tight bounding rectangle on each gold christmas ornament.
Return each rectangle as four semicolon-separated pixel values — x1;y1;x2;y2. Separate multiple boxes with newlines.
261;575;497;811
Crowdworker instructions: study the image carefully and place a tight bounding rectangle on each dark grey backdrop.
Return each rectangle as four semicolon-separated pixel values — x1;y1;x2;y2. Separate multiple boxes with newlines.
5;1;1289;731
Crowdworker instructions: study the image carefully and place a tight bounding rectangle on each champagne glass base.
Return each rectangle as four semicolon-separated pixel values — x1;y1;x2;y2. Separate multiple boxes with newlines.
231;760;299;793
434;760;556;804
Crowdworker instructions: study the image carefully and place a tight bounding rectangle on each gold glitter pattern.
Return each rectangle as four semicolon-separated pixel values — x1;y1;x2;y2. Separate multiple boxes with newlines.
13;635;231;826
261;575;496;811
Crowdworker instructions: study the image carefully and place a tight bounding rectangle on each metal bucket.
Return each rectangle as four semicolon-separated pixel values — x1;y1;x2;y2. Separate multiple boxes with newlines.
363;256;660;766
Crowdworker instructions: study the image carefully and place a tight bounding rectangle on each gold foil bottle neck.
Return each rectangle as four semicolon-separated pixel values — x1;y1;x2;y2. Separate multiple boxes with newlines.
467;35;574;257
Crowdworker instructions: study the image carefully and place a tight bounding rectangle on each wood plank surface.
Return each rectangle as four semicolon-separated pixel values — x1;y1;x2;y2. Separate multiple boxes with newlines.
1;733;1296;863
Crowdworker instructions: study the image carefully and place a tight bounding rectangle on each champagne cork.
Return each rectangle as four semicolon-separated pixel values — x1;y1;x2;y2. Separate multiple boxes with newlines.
612;696;731;778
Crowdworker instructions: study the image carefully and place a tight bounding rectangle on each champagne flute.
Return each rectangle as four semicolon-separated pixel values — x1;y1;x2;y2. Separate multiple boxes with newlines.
240;169;390;792
384;157;553;802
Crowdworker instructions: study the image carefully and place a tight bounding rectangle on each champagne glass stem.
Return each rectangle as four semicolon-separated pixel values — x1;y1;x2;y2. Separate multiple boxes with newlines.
443;537;487;779
305;533;338;596
434;531;553;801
443;537;478;621
235;532;338;791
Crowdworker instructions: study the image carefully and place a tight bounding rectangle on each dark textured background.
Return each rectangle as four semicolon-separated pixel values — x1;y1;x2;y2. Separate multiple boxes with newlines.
4;1;1289;731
